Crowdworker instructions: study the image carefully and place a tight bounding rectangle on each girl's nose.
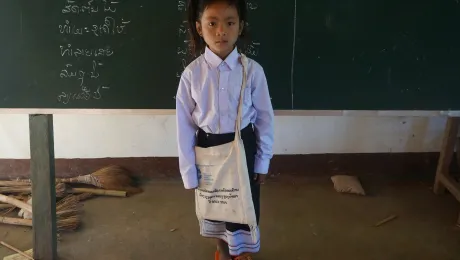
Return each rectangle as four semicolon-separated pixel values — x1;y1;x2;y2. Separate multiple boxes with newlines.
216;25;227;36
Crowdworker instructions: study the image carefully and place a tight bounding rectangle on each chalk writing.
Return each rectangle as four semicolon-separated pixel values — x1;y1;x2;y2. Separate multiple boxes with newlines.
59;61;102;86
60;44;114;57
57;86;109;104
244;41;261;56
58;17;131;36
60;64;85;86
90;16;130;36
62;0;120;15
178;0;187;11
56;1;131;104
244;2;261;58
178;23;188;36
247;1;259;10
62;0;99;14
102;0;119;13
177;47;187;55
176;0;193;79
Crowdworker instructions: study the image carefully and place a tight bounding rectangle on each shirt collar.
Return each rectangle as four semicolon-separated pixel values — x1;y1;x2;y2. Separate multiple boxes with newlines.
204;46;239;70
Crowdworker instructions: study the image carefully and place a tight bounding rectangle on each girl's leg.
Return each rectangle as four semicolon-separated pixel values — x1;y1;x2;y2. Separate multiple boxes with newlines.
216;239;231;260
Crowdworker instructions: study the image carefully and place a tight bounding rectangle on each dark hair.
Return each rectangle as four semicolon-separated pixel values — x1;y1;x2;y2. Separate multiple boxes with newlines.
187;0;248;57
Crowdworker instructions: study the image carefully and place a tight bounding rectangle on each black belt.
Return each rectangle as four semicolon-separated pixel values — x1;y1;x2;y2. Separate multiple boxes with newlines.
197;123;254;139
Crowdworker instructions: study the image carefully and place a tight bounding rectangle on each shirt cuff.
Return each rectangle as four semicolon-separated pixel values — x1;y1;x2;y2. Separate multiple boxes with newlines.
254;158;270;174
182;169;198;189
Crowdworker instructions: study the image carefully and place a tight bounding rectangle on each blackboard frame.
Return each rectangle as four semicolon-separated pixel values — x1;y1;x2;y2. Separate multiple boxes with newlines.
1;109;460;117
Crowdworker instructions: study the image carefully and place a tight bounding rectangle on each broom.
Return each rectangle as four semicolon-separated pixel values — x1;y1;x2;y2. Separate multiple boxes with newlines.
0;181;32;187
0;183;125;197
0;215;80;231
0;205;16;216
0;183;67;198
16;165;142;195
56;165;142;194
0;195;81;231
0;204;14;210
75;193;94;201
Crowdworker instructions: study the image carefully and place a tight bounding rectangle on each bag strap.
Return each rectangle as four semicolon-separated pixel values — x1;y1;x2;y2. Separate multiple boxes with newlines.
235;53;248;141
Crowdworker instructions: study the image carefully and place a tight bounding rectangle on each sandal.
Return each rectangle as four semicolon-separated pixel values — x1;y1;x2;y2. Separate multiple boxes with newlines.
233;253;253;260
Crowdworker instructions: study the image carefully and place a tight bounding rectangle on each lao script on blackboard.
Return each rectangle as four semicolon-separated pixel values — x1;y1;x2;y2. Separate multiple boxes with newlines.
56;0;130;105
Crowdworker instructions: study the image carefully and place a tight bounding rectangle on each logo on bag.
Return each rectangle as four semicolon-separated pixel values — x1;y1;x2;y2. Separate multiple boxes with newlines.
202;173;213;185
197;167;214;185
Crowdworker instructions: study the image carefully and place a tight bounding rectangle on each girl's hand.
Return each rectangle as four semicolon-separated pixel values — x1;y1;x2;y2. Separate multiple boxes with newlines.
253;173;267;185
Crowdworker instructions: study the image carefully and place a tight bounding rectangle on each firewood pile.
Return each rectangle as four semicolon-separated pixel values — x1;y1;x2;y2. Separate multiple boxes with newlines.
0;165;142;232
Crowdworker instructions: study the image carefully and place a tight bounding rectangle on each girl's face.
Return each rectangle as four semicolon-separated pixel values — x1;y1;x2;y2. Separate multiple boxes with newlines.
196;2;243;59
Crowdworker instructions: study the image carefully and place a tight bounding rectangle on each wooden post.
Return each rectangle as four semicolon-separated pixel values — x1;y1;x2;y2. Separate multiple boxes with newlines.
433;117;459;194
29;114;57;260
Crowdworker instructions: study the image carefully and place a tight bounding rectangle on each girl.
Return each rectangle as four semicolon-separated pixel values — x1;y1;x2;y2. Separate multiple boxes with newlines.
176;0;274;259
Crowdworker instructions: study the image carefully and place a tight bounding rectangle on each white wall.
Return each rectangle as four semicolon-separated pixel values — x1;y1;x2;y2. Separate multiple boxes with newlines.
0;114;447;159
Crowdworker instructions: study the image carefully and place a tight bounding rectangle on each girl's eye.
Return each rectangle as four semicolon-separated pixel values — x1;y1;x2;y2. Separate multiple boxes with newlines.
228;22;235;26
208;22;215;26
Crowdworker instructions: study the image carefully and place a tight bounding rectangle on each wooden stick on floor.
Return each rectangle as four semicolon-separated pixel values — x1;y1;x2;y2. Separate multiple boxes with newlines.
0;241;34;260
374;215;398;227
456;137;460;170
68;187;126;197
457;212;460;228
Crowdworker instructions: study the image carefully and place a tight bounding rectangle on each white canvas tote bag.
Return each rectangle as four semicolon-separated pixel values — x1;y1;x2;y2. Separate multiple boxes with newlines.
194;54;258;242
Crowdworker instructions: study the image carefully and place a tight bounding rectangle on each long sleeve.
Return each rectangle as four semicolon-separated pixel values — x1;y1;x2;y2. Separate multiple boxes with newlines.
176;70;199;189
251;66;274;174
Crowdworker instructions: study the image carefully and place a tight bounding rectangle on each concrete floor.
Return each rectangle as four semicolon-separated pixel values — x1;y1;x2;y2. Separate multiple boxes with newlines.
0;177;459;260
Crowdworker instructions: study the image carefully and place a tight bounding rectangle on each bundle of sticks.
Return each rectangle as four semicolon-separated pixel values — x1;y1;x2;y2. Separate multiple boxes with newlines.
4;165;142;197
0;193;81;231
0;165;142;232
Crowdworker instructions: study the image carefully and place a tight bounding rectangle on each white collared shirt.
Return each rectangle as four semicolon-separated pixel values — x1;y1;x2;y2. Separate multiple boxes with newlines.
176;47;274;189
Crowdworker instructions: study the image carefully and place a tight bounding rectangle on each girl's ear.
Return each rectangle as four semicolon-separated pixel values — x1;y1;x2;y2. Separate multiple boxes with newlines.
196;21;203;36
239;20;244;35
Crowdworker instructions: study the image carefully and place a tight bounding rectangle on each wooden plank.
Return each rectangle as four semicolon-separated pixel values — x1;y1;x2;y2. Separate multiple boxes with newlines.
0;109;176;115
456;137;460;169
438;174;460;202
3;249;33;260
434;117;460;194
29;114;57;260
0;108;459;117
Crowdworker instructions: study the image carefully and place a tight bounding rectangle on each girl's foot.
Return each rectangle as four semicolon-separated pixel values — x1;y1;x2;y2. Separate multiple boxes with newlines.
233;253;253;260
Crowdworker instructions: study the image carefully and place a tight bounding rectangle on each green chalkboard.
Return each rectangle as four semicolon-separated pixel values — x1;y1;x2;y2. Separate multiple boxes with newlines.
17;1;188;109
0;0;293;109
1;0;459;110
0;0;23;106
294;0;460;110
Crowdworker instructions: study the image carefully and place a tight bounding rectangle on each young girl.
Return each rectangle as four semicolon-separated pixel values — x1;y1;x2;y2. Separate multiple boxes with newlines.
176;0;274;259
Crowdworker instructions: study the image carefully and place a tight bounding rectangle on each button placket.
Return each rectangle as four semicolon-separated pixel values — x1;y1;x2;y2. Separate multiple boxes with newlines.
218;67;229;132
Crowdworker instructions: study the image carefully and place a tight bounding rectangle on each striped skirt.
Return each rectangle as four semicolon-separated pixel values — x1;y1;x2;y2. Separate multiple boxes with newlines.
196;124;261;256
